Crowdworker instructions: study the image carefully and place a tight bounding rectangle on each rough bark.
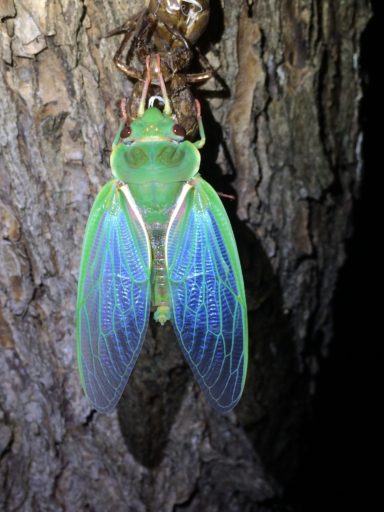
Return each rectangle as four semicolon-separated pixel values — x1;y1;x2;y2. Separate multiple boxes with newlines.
0;1;370;510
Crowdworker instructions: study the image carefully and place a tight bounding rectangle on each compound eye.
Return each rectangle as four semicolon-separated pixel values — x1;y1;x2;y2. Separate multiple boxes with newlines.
121;125;132;139
172;124;186;138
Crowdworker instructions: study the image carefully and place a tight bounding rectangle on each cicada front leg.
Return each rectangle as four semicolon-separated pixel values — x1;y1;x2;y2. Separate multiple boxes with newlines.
109;9;155;81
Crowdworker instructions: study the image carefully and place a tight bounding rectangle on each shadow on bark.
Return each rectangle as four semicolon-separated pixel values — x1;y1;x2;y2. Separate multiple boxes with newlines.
202;102;302;486
117;321;189;468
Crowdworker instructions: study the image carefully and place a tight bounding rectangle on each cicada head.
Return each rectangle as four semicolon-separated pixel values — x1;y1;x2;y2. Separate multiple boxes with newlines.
110;107;200;184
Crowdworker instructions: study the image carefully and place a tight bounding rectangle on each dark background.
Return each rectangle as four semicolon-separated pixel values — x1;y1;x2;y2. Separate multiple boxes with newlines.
292;1;379;509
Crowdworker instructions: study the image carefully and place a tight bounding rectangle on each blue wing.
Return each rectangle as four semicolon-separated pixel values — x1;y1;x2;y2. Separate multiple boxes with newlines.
76;180;151;412
166;177;248;412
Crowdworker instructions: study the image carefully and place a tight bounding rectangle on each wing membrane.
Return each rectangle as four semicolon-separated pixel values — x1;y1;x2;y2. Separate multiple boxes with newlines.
166;178;248;412
76;180;151;412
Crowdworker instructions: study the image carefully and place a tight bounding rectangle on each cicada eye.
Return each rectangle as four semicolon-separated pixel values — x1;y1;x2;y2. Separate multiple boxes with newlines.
121;125;132;139
173;124;186;138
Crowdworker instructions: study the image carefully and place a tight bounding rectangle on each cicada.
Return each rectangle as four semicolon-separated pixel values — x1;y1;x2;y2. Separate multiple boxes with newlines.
76;57;247;413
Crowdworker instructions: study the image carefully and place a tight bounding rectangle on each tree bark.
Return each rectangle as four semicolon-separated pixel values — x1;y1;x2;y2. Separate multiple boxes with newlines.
0;1;370;510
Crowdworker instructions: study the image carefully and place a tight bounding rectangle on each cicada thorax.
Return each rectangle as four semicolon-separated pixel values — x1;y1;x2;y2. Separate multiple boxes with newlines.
109;1;213;139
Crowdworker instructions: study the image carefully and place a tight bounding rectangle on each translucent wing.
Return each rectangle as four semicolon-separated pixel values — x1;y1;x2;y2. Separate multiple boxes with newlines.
76;180;151;412
166;177;248;412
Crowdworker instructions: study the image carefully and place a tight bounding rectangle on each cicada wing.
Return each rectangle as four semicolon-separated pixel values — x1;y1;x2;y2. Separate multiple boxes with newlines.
76;181;151;412
166;178;248;412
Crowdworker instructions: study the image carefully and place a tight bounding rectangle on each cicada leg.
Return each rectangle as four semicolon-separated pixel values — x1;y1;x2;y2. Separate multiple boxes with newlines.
155;53;172;115
166;28;227;91
105;10;143;37
137;55;153;117
184;46;214;84
159;20;212;83
121;56;156;125
123;82;146;124
111;9;154;81
193;99;206;149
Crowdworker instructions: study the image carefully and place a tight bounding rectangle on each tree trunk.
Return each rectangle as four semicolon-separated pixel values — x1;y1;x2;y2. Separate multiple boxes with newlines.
0;1;370;510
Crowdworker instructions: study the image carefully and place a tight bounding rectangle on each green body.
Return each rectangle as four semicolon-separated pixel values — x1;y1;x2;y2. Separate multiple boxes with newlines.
110;107;201;320
76;106;248;412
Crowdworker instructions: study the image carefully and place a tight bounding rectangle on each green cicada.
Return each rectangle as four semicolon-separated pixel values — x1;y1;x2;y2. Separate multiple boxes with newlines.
76;59;248;413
